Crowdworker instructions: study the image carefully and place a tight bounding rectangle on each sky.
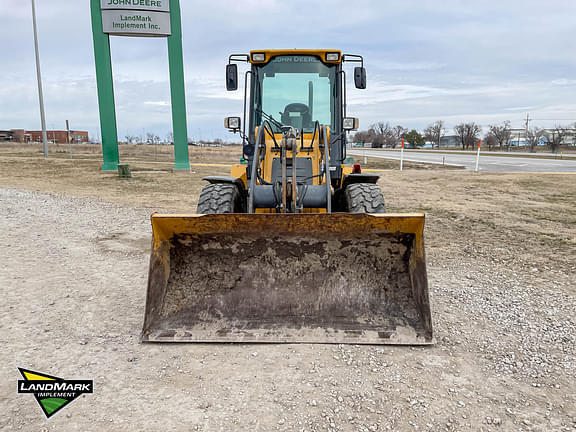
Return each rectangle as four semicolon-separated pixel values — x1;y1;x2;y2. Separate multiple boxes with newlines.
1;0;575;141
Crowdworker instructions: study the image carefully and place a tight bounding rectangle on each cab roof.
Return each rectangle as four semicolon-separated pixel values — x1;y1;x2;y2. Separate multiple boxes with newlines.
249;49;342;65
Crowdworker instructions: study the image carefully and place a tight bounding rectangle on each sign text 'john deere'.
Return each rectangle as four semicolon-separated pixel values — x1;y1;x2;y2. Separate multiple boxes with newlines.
101;0;171;37
101;0;169;12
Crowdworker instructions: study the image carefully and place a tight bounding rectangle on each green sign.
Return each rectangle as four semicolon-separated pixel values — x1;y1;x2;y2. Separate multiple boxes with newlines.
90;0;190;171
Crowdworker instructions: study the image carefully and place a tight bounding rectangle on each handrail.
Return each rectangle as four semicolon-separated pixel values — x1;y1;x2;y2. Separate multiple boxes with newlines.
248;122;268;213
323;126;332;213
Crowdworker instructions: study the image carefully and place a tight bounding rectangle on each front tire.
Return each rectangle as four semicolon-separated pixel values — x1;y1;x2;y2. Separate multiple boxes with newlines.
197;183;244;213
344;183;386;213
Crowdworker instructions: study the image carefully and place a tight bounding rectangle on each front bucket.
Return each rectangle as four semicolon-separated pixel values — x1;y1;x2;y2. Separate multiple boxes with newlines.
142;213;433;345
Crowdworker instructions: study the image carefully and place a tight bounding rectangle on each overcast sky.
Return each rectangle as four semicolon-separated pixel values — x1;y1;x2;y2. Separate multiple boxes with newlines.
1;0;575;141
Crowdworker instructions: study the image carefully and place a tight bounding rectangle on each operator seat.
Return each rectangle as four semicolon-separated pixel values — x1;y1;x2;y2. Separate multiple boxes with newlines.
280;103;312;130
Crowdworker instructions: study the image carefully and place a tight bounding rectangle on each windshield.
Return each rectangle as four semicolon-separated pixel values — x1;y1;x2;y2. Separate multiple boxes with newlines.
252;55;337;133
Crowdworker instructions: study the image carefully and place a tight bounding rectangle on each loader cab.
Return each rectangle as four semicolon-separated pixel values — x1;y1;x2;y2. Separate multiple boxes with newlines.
225;50;366;185
249;53;340;139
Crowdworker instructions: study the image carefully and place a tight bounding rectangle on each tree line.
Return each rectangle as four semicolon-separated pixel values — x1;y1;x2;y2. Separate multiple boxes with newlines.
353;120;575;153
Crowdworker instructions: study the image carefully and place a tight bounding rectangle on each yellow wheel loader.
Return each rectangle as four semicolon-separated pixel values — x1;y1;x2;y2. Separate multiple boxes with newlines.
142;50;433;344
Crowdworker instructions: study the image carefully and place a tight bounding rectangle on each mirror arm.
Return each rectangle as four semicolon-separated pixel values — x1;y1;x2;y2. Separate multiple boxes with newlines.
342;54;364;68
228;54;250;64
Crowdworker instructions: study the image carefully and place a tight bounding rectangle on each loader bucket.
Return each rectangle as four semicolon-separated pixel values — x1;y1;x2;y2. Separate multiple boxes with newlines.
142;213;433;345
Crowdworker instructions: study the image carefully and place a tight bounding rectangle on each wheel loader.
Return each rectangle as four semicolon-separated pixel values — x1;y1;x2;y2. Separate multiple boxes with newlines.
142;50;433;344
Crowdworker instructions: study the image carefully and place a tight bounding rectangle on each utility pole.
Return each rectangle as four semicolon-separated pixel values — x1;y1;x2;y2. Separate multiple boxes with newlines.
524;113;531;147
31;0;48;158
66;119;72;159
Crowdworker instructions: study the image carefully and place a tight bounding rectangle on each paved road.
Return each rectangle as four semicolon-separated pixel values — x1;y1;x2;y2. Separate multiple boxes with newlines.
348;149;576;173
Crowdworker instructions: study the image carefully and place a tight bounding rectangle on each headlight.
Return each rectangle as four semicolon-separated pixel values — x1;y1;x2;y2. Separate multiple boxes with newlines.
343;117;359;131
251;53;265;62
325;52;340;61
224;117;241;130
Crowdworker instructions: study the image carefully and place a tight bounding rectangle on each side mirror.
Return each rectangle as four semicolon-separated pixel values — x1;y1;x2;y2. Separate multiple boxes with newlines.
224;116;241;131
226;64;238;91
354;67;366;89
343;117;359;131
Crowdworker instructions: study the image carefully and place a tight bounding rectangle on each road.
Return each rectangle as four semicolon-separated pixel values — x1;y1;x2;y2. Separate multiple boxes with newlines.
348;149;576;172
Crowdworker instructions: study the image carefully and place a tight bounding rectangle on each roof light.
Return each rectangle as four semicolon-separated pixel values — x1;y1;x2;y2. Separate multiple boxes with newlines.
251;53;265;62
326;52;340;61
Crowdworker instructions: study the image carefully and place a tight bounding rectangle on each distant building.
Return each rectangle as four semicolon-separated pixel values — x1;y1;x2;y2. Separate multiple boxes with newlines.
0;130;15;142
2;129;89;144
10;129;28;142
509;128;576;146
439;135;460;147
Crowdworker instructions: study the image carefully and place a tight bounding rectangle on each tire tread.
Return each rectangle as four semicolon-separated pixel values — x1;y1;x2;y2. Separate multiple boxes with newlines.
197;183;242;213
344;183;386;213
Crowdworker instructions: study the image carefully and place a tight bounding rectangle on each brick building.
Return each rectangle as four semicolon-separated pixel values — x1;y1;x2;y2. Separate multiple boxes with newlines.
26;130;89;144
1;129;89;144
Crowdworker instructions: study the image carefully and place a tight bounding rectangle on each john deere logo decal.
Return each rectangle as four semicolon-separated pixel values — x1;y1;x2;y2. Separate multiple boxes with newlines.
17;368;93;419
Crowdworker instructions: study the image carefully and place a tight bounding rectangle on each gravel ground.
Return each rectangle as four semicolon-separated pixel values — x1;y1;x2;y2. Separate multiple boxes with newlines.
1;188;575;431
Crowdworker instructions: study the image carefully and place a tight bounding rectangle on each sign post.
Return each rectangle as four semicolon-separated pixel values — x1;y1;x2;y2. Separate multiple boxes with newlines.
475;138;482;172
167;0;189;170
91;0;119;171
400;138;405;171
90;0;190;171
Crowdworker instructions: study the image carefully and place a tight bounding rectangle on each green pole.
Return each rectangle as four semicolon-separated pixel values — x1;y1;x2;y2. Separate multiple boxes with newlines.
167;0;191;170
90;0;119;171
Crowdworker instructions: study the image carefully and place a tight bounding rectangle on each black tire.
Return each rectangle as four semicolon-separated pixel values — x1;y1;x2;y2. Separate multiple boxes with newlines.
197;183;243;214
344;183;386;213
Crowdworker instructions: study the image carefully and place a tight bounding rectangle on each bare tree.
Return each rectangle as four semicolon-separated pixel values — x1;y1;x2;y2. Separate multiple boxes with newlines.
392;125;407;148
353;131;366;145
454;122;481;149
370;122;395;148
488;121;512;150
146;133;161;145
484;133;498;151
353;130;377;146
369;127;386;148
547;125;569;153
454;124;466;149
526;127;545;153
423;120;444;148
166;131;174;145
124;135;137;145
361;122;408;148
